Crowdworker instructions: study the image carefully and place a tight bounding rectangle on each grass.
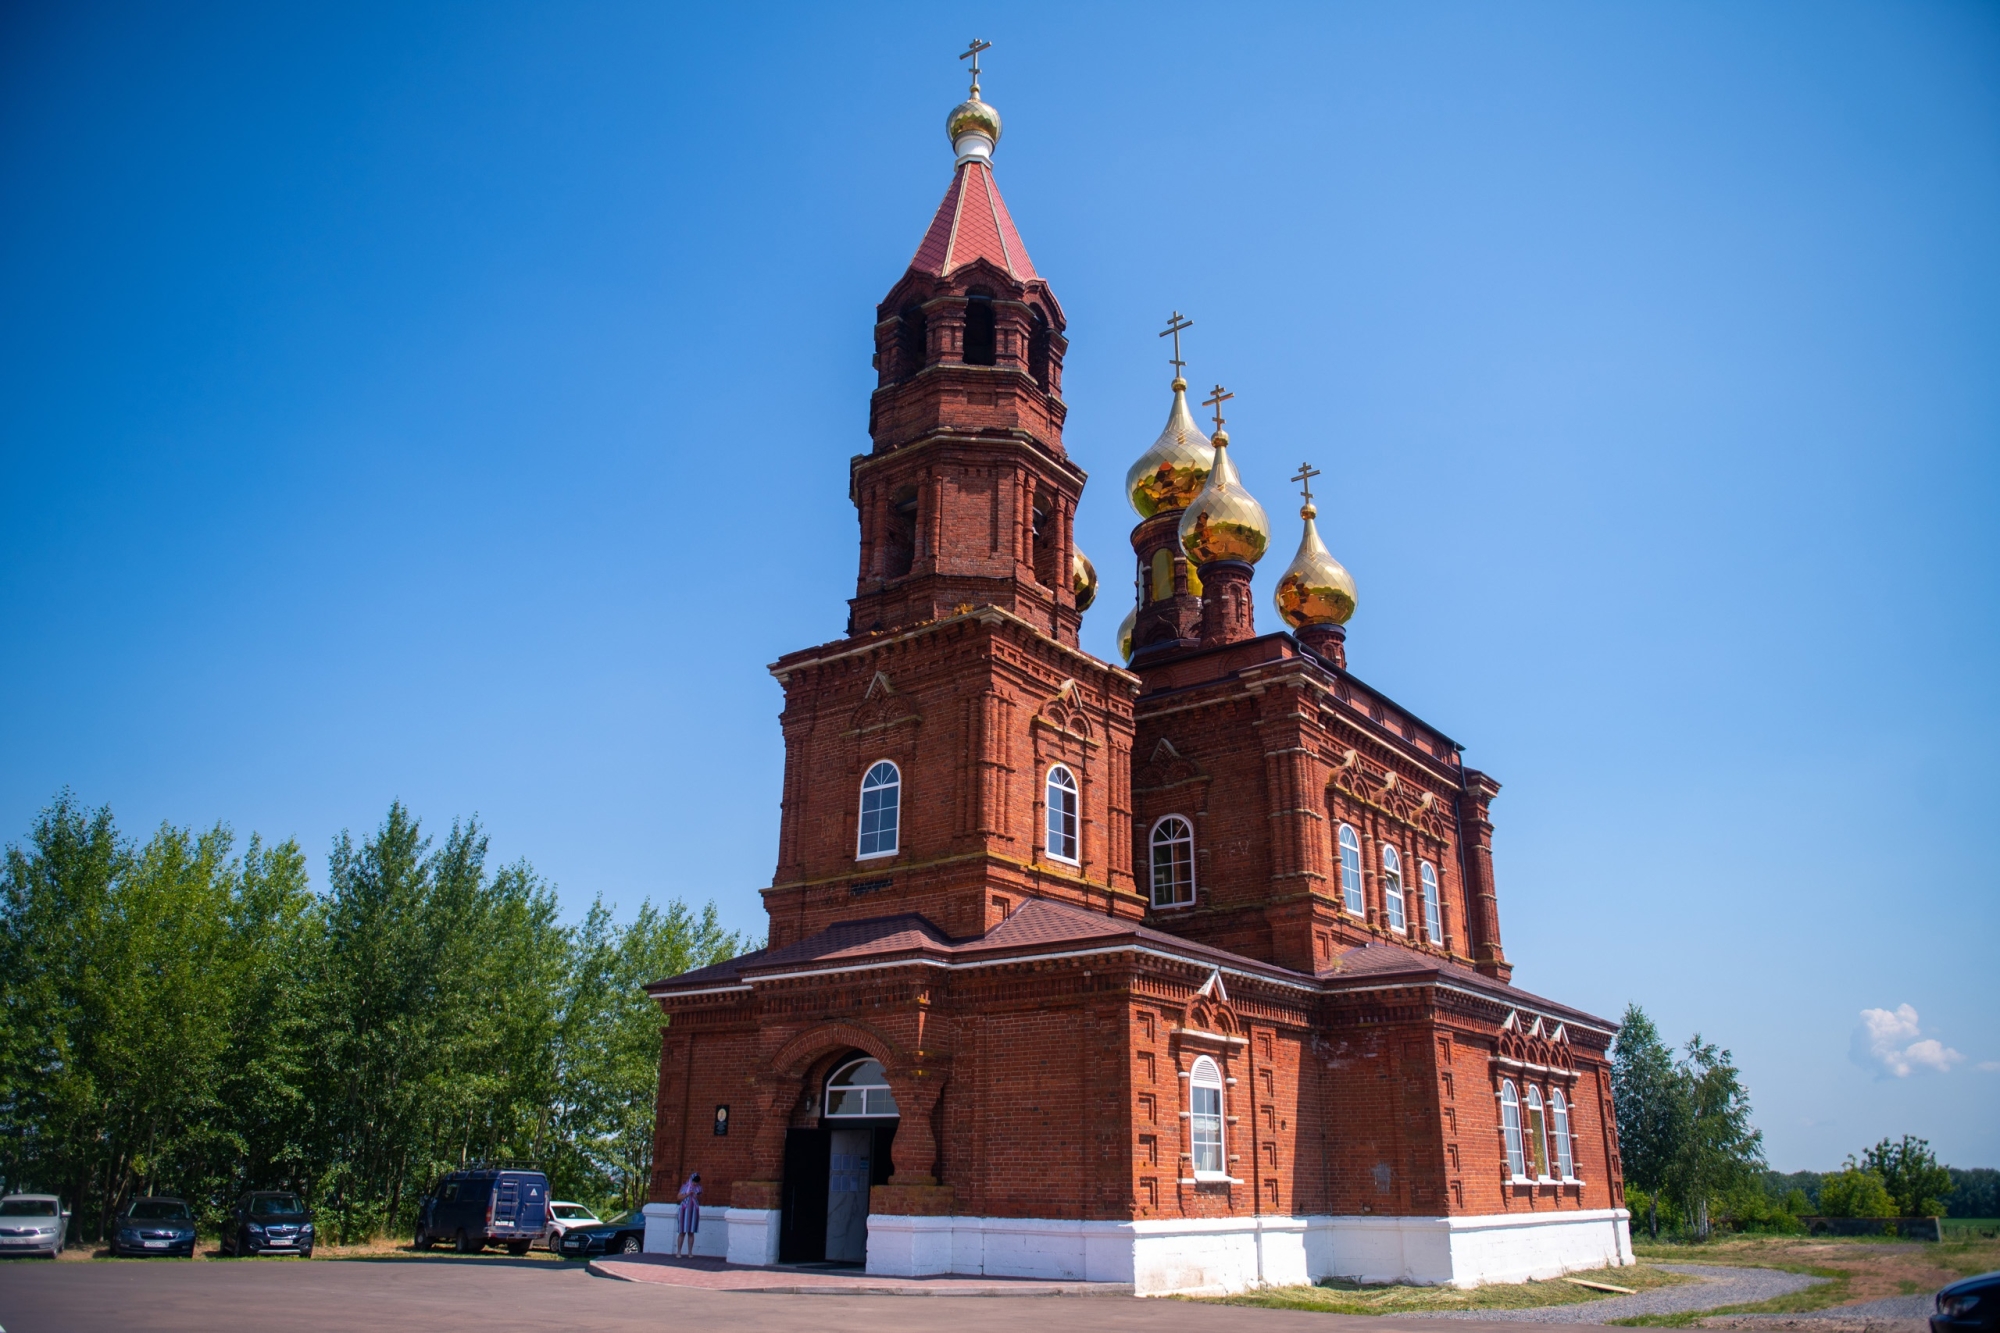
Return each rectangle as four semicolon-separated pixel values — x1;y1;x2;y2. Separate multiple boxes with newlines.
1193;1264;1694;1315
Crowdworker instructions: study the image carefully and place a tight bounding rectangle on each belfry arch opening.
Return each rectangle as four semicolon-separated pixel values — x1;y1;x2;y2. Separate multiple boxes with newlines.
777;1050;899;1266
962;291;997;366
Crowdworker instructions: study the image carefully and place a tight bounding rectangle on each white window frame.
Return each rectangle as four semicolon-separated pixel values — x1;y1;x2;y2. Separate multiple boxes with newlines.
1551;1087;1578;1181
856;760;901;860
1419;860;1443;944
824;1057;900;1119
1525;1084;1553;1181
1188;1055;1227;1180
1499;1079;1527;1181
1337;824;1364;914
1045;764;1080;865
1149;815;1195;908
1381;843;1407;933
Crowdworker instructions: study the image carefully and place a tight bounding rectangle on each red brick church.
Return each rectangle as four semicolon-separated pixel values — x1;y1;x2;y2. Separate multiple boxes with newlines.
641;58;1632;1293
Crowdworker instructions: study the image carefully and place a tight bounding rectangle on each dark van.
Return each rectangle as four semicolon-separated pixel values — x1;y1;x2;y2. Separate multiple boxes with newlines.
414;1169;549;1255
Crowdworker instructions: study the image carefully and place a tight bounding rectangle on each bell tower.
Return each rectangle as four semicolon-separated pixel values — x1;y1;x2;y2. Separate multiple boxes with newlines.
848;51;1087;646
764;50;1137;950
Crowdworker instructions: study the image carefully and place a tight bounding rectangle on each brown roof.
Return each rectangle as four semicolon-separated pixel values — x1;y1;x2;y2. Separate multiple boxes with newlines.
909;160;1039;283
645;899;1615;1033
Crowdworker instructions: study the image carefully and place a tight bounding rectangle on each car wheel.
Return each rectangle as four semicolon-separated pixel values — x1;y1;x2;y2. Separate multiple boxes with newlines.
507;1241;530;1256
413;1226;432;1252
621;1235;642;1254
455;1229;477;1255
299;1244;312;1259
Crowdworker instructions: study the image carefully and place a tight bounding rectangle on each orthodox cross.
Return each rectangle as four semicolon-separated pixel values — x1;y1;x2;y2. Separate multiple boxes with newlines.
960;38;991;95
1291;461;1321;505
1158;311;1193;379
1202;384;1233;433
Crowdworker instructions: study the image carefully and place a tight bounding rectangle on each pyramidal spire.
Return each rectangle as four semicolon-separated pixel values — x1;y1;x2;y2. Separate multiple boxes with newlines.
909;42;1039;282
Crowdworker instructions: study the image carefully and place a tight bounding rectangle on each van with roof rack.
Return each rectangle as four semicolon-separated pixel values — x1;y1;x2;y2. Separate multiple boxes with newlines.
413;1167;549;1255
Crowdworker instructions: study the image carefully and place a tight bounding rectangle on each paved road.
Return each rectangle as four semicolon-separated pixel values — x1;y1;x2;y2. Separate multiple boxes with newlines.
0;1256;1554;1333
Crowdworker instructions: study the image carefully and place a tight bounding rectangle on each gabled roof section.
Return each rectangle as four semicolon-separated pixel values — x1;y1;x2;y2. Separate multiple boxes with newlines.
909;160;1039;283
1321;939;1616;1034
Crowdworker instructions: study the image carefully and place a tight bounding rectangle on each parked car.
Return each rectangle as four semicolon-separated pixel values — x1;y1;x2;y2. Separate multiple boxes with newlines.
110;1197;197;1257
1933;1269;2000;1333
220;1191;314;1257
0;1194;69;1258
556;1210;647;1259
413;1168;549;1255
540;1200;601;1250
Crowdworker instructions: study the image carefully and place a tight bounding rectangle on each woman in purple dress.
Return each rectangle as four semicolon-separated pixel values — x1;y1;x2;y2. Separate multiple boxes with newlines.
674;1172;702;1257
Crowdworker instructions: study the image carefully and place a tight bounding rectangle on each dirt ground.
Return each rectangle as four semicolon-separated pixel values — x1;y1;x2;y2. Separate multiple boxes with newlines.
1633;1231;2000;1314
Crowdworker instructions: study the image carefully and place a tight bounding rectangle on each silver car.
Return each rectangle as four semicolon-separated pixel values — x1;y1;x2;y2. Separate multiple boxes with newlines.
0;1195;68;1259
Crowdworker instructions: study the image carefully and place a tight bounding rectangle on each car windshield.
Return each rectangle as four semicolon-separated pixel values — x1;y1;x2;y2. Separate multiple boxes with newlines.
128;1201;191;1220
604;1211;638;1227
551;1205;596;1220
250;1195;302;1215
0;1200;57;1216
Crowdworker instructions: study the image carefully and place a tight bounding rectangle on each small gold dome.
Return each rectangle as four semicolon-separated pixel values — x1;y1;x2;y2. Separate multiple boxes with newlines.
1125;378;1214;518
1117;604;1136;664
1273;502;1357;628
1072;549;1099;611
1178;430;1270;566
946;96;1002;150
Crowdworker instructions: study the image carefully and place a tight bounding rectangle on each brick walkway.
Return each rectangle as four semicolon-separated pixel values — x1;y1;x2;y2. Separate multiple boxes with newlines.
588;1252;1134;1296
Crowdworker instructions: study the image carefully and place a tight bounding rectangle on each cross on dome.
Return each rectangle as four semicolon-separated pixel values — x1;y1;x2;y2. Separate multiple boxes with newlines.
1159;311;1193;381
1202;384;1233;434
959;37;991;95
1291;461;1321;505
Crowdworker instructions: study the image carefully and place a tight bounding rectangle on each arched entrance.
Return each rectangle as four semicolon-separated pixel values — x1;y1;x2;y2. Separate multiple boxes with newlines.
777;1054;901;1265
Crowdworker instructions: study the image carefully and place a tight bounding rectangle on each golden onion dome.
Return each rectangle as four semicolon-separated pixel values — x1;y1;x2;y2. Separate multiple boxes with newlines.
1072;549;1099;611
1273;501;1357;628
1116;603;1136;664
946;96;1002;156
1125;378;1214;518
1178;429;1270;566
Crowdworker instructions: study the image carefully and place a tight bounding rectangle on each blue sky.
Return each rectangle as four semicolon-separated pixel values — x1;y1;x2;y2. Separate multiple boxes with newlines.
3;2;1995;1170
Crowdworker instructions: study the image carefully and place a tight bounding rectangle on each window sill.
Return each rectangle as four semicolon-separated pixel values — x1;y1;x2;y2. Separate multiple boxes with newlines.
855;850;898;862
1182;1175;1243;1186
1150;900;1195;911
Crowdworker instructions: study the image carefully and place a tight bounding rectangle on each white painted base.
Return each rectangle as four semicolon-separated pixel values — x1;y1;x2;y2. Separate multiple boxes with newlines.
724;1207;781;1266
639;1203;727;1258
865;1208;1632;1296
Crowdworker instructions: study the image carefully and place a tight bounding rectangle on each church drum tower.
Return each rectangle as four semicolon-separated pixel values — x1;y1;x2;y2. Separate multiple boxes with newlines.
643;54;1632;1292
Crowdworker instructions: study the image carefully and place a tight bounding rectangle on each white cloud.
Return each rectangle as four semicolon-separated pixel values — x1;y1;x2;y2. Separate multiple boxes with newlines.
1979;1061;2000;1073
1850;1004;1964;1079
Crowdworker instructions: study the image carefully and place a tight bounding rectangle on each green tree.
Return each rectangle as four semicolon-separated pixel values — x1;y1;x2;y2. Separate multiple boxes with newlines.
1612;1004;1688;1239
1818;1163;1896;1218
1861;1136;1953;1218
1667;1035;1765;1238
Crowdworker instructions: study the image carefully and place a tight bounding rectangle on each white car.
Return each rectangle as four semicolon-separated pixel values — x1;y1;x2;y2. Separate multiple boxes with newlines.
0;1195;68;1259
541;1201;602;1250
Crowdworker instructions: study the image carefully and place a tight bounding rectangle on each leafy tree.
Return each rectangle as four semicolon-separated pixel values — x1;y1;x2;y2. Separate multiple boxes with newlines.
1861;1136;1953;1218
1667;1035;1765;1238
1612;1004;1689;1239
1947;1167;1999;1219
1819;1163;1896;1218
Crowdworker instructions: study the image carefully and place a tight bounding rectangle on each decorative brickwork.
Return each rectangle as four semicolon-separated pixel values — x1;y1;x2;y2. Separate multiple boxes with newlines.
645;90;1624;1292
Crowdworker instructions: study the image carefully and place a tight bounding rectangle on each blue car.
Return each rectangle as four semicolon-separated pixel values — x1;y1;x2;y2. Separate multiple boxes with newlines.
110;1197;197;1258
1933;1270;2000;1333
557;1211;647;1258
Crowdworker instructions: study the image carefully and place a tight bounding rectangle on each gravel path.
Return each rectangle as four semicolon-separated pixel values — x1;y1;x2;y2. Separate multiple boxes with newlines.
1430;1263;1827;1323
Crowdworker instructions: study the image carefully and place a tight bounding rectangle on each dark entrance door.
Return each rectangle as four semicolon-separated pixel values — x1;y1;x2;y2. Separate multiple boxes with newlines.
776;1121;898;1265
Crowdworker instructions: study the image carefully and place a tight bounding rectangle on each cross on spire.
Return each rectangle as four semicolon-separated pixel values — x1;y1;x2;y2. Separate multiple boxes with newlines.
1158;311;1193;379
1202;384;1234;433
1291;461;1321;504
959;38;991;95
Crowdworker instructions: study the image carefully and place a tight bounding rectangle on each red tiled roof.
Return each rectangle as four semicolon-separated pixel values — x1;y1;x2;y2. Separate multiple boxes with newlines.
1322;940;1615;1031
908;161;1038;283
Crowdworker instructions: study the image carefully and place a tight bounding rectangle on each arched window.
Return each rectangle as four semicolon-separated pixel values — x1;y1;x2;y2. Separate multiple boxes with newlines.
1150;548;1174;603
1028;308;1051;390
1338;824;1364;915
1524;1085;1551;1179
1150;816;1194;908
1381;844;1407;933
825;1057;899;1118
1499;1080;1526;1180
857;761;901;859
1419;861;1443;944
1045;764;1079;864
963;294;997;366
1189;1056;1225;1177
897;304;928;380
1551;1089;1576;1180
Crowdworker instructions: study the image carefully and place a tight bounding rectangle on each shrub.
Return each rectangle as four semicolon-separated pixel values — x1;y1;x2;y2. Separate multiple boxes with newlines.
1818;1165;1896;1219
